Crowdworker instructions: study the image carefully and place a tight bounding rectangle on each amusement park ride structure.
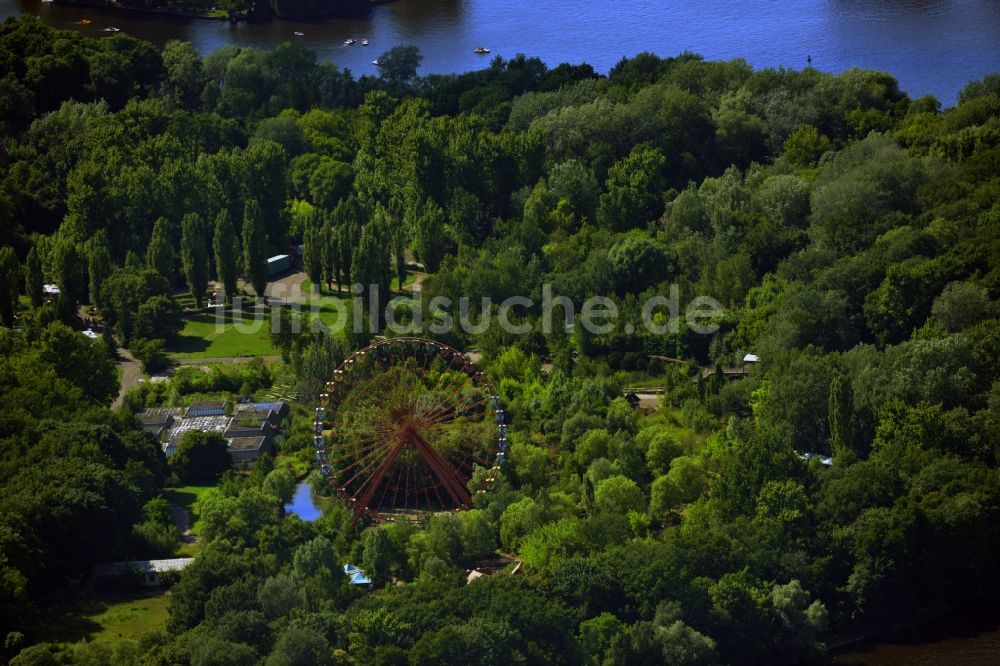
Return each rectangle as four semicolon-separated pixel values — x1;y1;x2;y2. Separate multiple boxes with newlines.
314;337;507;524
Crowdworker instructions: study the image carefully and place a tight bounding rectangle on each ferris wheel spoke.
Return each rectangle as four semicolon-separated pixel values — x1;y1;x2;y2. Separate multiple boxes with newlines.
426;475;448;510
327;444;385;471
418;374;478;424
325;428;382;442
325;433;384;458
336;443;396;488
389;460;406;509
423;395;491;427
352;438;408;522
374;466;396;511
412;368;468;414
411;431;472;508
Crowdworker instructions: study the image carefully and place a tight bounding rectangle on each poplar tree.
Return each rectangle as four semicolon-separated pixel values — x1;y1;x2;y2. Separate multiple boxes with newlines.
87;231;112;308
0;246;19;326
413;198;446;273
828;373;856;460
24;246;43;308
302;208;325;289
147;216;177;285
242;199;268;301
125;249;143;270
351;222;391;320
213;210;238;304
322;219;341;292
392;217;408;293
181;212;209;307
54;237;88;305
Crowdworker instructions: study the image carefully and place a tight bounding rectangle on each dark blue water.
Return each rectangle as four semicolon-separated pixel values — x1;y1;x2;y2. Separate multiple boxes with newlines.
2;0;998;105
284;482;321;521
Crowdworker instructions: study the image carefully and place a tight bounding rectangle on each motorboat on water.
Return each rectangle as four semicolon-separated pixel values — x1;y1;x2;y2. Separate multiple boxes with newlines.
103;26;121;32
361;39;369;46
474;47;490;54
79;19;92;24
344;38;356;45
372;59;380;66
293;31;305;37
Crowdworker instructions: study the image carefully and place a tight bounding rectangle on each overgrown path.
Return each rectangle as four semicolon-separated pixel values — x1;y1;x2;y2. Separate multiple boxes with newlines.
113;348;142;409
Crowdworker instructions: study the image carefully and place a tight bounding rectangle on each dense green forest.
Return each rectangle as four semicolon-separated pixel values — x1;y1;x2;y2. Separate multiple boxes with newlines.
2;14;1000;665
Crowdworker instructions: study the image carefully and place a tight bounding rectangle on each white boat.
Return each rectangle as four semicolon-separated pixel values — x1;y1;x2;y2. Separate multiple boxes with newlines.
474;47;490;54
293;31;305;37
344;38;356;45
103;26;121;33
372;59;380;66
361;39;369;46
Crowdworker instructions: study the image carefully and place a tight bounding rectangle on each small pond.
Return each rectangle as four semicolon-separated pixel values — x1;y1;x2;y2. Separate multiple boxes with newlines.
284;482;322;522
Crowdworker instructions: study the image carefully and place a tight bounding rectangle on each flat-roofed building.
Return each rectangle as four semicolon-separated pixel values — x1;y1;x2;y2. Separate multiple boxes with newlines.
235;401;289;428
164;415;232;457
227;435;273;467
185;400;228;418
93;558;194;587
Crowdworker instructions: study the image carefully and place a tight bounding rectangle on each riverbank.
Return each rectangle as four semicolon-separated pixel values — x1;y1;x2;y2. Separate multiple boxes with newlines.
9;0;996;104
830;604;1000;665
52;0;393;23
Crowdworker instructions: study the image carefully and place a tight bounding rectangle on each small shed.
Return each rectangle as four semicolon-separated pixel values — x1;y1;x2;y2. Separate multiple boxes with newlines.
466;569;488;583
267;254;292;277
800;452;833;466
624;391;641;410
343;563;372;586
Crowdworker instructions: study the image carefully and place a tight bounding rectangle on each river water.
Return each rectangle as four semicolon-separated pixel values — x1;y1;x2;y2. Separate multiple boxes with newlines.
2;0;999;105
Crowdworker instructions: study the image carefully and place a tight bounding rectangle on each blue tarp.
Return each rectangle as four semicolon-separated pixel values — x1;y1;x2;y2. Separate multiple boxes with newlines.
344;563;372;585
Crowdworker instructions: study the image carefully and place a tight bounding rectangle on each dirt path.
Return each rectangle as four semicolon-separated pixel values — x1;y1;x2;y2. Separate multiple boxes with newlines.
168;503;198;546
406;271;428;294
265;271;311;306
113;348;142;409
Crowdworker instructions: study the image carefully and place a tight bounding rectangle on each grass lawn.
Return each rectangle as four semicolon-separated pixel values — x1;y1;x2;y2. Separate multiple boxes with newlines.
36;590;172;646
82;591;172;645
166;308;277;358
164;484;216;540
301;273;416;294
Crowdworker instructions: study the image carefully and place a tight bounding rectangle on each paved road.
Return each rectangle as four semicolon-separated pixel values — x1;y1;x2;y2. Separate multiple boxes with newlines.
113;347;142;409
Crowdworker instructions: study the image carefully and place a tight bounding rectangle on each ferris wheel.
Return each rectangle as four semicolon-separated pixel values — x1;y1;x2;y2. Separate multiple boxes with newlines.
314;337;507;523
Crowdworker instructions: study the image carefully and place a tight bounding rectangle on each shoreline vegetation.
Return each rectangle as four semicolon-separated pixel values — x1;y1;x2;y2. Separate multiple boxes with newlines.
51;0;394;23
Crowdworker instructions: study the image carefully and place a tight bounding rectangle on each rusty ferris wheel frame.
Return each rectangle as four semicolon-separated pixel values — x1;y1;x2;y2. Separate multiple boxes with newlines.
314;337;507;524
